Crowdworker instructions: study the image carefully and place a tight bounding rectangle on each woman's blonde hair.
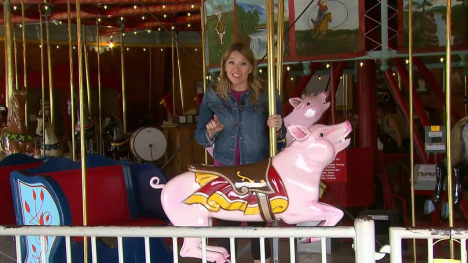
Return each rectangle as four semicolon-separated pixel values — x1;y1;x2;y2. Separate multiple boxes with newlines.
213;42;263;102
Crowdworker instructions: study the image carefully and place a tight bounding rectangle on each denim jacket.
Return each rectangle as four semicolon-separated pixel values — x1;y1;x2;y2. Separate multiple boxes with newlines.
195;87;286;166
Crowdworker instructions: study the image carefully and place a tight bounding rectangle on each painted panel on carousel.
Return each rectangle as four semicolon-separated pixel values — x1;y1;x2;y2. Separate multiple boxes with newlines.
205;0;363;69
18;181;60;262
399;0;468;51
152;121;352;262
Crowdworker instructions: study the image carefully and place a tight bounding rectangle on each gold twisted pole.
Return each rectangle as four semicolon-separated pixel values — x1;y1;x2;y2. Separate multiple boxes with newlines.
408;0;417;261
200;0;208;164
266;0;276;157
13;25;18;91
176;32;185;113
120;32;127;133
67;0;76;161
276;0;284;97
39;6;45;157
445;0;454;258
97;21;103;155
45;15;55;125
84;26;92;116
4;0;14;107
21;0;28;128
75;0;89;261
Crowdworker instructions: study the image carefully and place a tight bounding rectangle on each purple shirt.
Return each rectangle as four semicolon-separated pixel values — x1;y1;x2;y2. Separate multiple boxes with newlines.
214;89;247;167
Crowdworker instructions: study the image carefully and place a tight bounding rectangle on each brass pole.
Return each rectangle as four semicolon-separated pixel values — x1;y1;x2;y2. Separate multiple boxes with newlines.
266;0;277;156
445;0;454;258
120;32;127;133
200;0;209;164
97;22;102;155
75;0;89;261
67;0;76;161
21;0;26;89
13;25;18;91
171;31;176;116
276;0;284;97
408;0;417;261
4;0;14;107
83;26;92;116
39;7;45;157
176;32;185;113
21;0;28;129
45;16;55;125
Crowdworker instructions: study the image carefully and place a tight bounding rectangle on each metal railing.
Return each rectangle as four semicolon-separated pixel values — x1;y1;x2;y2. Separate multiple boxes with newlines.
0;216;377;263
389;227;468;263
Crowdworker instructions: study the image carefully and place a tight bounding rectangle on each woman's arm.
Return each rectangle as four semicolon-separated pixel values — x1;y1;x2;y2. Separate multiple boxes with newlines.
388;116;404;148
195;90;216;147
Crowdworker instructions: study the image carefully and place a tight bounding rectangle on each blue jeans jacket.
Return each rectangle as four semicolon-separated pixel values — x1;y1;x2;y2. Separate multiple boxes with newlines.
195;87;286;166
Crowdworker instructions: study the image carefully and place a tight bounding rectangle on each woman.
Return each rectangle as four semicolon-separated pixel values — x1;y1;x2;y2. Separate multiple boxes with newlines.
376;102;410;153
195;42;285;263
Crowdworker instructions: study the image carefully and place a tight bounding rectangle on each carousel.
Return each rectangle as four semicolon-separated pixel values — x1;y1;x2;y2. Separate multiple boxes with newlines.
0;0;467;262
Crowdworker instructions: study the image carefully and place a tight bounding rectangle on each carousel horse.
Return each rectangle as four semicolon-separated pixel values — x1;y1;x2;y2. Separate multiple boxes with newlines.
36;109;72;158
151;121;352;262
205;92;331;157
425;116;468;214
102;113;129;160
0;90;40;158
67;97;97;153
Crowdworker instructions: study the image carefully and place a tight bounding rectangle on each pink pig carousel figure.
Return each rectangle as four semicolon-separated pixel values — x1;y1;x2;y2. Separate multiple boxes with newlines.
151;121;352;262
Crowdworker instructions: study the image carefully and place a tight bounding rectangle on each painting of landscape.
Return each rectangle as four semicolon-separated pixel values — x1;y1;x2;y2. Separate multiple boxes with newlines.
402;0;468;49
294;0;361;58
235;0;290;60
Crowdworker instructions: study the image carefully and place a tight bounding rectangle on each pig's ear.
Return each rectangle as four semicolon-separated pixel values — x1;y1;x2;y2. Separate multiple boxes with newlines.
288;125;311;142
289;98;302;108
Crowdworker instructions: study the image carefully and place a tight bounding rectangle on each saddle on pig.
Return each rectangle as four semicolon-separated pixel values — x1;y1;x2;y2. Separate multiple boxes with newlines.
205;92;330;157
151;120;351;263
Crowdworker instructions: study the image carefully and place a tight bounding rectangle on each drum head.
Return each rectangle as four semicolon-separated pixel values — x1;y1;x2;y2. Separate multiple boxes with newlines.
130;127;167;161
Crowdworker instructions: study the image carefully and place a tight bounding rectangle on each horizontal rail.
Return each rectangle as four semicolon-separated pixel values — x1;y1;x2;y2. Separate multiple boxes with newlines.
0;225;357;239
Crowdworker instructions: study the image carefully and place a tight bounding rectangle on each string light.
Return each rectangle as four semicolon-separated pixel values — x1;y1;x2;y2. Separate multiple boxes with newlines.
109;41;114;48
44;5;48;10
440;57;444;63
13;5;17;10
142;16;145;20
171;26;175;30
340;76;343;80
188;12;191;16
318;76;322;80
104;5;108;9
195;48;198;51
121;17;124;21
164;14;167;18
259;69;263;73
286;66;290;71
191;4;195;8
393;72;396;76
134;4;137;9
147;29;151;33
158;28;161;31
405;59;409;64
143;48;146;51
19;24;22;28
290;77;294;81
98;18;101;22
59;21;62;25
161;48;163;51
73;46;76;49
122;33;125;36
163;5;166;9
134;31;137;34
56;45;60;49
127;47;130;51
326;63;330;69
188;24;191;28
360;61;364;67
39;45;42;48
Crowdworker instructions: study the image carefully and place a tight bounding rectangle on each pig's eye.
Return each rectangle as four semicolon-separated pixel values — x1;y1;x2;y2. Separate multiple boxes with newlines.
306;102;311;106
319;132;325;138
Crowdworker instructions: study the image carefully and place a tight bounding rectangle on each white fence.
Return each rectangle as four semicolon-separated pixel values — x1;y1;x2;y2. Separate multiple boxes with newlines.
0;216;378;263
389;227;468;263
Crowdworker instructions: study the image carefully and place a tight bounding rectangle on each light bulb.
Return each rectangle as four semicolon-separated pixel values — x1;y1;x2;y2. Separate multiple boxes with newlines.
286;66;290;71
134;4;137;9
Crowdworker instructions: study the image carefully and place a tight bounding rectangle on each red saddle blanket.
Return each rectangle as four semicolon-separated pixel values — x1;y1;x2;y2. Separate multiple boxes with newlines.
184;165;288;215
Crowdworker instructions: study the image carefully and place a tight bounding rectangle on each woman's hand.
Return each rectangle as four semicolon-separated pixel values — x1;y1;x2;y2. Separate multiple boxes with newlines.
267;114;283;132
206;114;224;139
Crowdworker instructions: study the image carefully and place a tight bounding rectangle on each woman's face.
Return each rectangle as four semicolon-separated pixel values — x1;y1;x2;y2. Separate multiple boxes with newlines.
224;51;252;88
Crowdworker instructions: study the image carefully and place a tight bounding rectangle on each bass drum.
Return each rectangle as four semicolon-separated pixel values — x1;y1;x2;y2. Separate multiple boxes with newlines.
130;127;167;162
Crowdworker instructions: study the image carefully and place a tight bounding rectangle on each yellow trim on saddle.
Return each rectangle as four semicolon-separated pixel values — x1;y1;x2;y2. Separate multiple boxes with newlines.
237;171;265;184
185;172;288;215
184;192;288;215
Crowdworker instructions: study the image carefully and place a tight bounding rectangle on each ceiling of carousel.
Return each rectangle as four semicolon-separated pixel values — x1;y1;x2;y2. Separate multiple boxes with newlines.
0;0;202;45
